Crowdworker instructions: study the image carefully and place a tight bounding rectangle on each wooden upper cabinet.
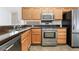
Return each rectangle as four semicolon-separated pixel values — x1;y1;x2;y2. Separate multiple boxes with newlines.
49;8;54;13
63;7;78;12
22;7;63;20
22;7;41;20
41;7;49;13
22;7;32;20
63;8;72;12
41;7;54;13
31;8;41;20
53;8;63;20
41;7;63;20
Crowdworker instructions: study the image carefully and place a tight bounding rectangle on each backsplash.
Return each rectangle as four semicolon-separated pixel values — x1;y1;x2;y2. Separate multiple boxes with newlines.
0;20;62;35
26;20;61;25
26;20;41;25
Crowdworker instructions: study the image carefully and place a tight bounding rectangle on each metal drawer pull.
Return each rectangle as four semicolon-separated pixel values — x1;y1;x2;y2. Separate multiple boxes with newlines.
5;44;14;51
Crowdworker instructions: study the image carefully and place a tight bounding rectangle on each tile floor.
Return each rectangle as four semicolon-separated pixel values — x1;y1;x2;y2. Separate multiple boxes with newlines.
30;45;79;51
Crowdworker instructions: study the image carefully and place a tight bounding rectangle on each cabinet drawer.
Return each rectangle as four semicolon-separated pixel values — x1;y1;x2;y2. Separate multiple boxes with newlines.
57;31;66;33
57;40;66;44
32;29;41;34
57;38;66;41
57;29;66;32
57;35;66;39
57;33;66;36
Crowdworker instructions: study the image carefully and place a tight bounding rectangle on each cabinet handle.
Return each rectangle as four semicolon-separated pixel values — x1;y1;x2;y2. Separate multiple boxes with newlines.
73;25;74;30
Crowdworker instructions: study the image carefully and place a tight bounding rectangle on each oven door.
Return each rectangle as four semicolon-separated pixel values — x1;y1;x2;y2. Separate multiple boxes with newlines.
43;31;56;38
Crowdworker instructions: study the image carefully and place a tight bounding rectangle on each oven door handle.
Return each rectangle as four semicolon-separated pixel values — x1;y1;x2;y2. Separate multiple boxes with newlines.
5;44;14;51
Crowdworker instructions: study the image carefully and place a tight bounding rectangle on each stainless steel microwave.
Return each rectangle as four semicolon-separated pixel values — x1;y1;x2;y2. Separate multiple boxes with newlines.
41;13;54;20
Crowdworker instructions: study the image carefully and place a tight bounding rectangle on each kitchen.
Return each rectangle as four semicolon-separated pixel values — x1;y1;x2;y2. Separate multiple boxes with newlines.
0;7;79;51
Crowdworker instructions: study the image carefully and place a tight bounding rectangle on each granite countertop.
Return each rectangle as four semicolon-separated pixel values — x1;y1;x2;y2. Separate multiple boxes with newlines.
0;25;67;46
0;27;31;45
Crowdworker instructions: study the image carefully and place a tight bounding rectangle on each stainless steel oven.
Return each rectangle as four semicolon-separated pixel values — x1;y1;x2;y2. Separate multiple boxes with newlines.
42;28;57;46
44;32;56;38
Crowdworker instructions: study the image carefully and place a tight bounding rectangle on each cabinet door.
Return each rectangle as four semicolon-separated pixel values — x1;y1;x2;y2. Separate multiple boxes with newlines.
31;8;41;20
32;28;41;34
21;30;31;51
41;7;49;13
53;8;63;20
41;7;54;13
48;7;54;13
27;30;31;48
63;7;72;12
32;34;41;44
22;7;32;20
21;38;28;51
31;28;41;44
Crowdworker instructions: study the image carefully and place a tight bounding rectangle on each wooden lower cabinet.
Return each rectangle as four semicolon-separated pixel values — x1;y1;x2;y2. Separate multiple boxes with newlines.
21;28;41;51
57;39;66;44
31;28;41;44
32;34;41;44
21;38;28;51
21;29;31;51
57;28;67;44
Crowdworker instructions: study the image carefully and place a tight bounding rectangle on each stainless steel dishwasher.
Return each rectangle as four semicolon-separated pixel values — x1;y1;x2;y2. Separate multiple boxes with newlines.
0;35;21;51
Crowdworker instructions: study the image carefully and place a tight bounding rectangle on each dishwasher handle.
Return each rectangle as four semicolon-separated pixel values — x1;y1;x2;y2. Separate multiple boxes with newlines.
5;44;14;51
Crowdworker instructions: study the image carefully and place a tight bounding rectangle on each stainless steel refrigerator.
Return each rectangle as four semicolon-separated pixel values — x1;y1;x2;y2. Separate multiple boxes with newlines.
71;9;79;47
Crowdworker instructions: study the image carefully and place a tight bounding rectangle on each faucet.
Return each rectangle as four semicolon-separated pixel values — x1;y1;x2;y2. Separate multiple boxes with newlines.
13;25;16;31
